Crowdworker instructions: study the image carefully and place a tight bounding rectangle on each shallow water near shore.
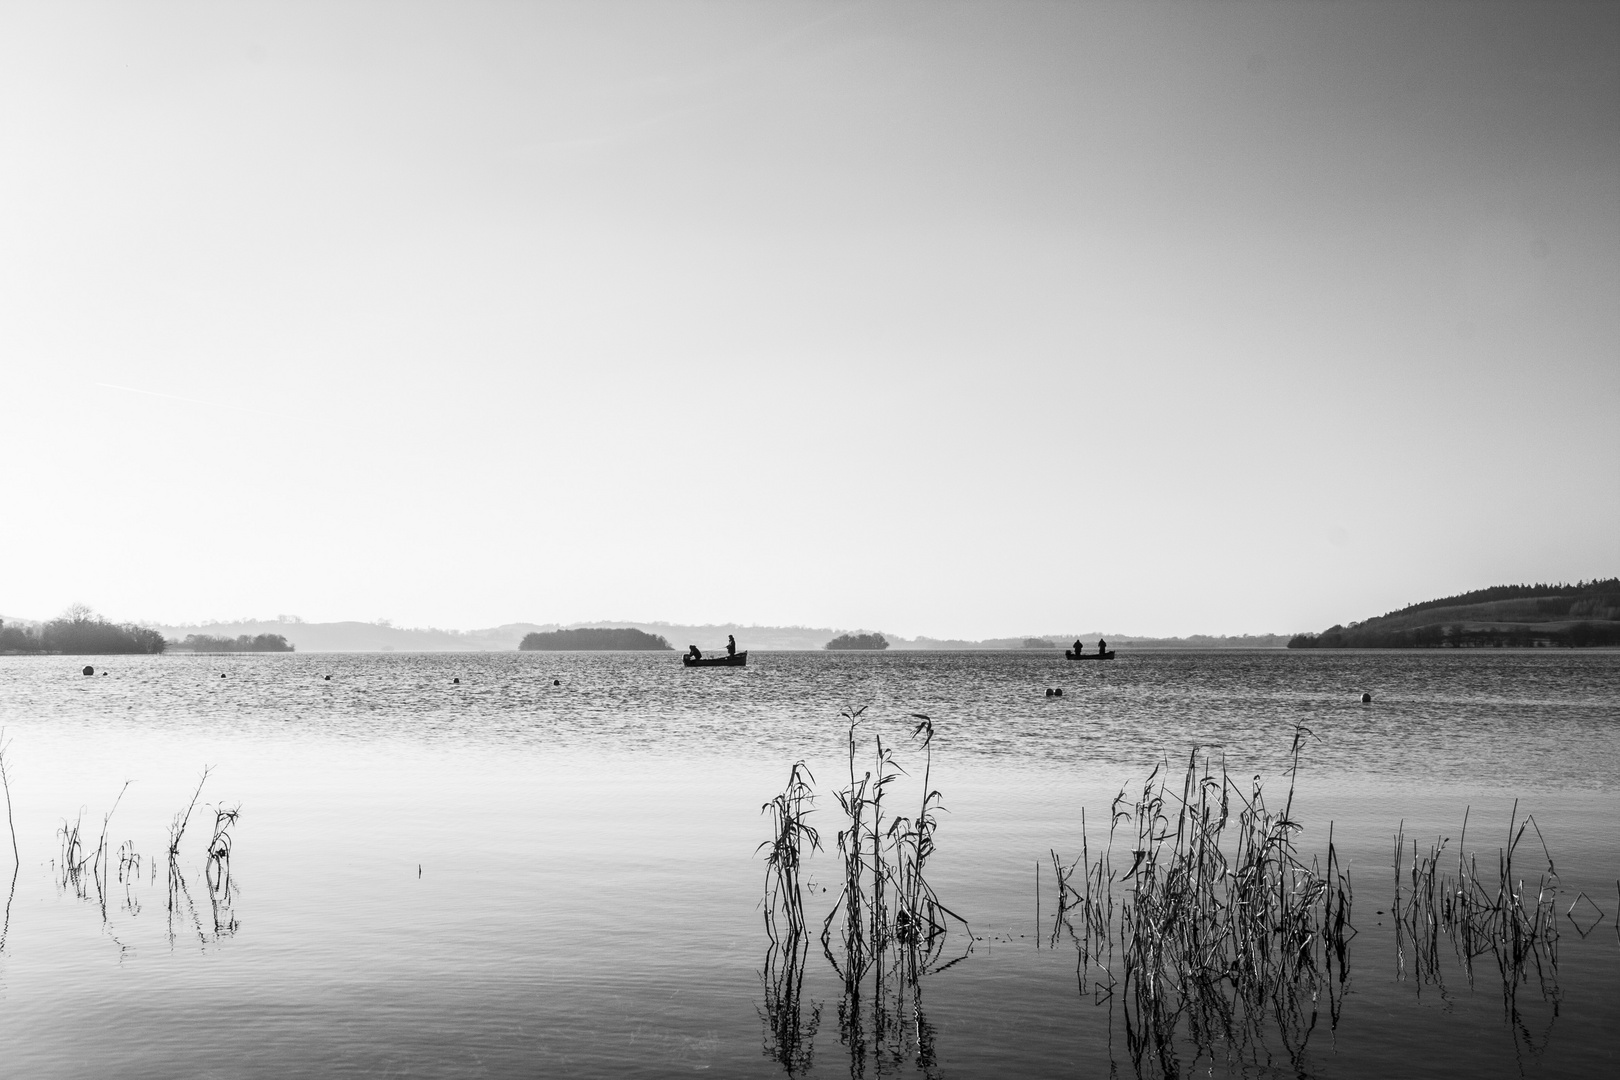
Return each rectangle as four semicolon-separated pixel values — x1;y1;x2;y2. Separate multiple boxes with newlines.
1;649;1616;1077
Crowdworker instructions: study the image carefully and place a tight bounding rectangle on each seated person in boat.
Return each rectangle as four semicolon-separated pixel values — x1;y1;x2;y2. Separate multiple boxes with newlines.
726;634;737;657
688;645;702;660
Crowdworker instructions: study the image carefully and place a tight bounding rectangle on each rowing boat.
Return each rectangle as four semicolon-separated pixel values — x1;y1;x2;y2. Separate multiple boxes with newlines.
1064;649;1115;660
682;651;748;668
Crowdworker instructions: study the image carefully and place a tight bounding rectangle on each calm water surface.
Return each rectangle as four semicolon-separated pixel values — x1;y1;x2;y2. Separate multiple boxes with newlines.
0;650;1616;1077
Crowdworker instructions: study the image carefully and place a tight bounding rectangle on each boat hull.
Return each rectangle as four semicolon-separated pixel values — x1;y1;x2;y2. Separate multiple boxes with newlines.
682;651;748;668
1064;650;1115;660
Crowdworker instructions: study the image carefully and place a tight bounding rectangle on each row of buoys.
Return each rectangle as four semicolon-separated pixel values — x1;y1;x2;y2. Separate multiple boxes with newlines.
1045;688;1064;697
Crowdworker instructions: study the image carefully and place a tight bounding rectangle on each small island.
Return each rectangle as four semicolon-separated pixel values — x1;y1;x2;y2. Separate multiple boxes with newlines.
1288;579;1620;649
519;628;674;651
825;632;889;651
173;633;295;653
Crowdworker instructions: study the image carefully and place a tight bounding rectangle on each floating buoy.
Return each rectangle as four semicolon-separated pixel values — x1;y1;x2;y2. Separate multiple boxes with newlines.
553;679;560;686
1055;688;1063;697
82;665;94;676
453;677;460;684
324;674;332;681
1361;692;1372;703
1045;688;1054;697
220;673;226;678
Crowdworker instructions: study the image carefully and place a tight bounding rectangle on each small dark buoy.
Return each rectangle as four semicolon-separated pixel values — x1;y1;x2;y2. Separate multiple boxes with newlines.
220;673;226;678
102;671;108;676
1361;692;1372;703
82;665;94;676
1055;688;1063;697
324;674;332;681
1045;688;1053;697
453;677;460;684
553;679;560;686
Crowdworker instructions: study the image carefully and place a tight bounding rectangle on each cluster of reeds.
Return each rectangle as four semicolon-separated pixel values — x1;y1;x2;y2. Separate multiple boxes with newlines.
56;782;132;914
1047;728;1353;1077
756;708;963;1079
760;761;820;944
820;709;969;979
164;768;240;943
1392;802;1561;1012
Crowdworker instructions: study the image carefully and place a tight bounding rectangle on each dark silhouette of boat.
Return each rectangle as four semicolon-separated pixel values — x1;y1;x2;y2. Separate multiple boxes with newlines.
1065;649;1115;660
683;651;747;668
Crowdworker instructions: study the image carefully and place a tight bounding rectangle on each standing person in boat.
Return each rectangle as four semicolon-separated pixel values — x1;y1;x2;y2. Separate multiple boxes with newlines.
726;634;737;658
1097;637;1107;655
1072;639;1083;656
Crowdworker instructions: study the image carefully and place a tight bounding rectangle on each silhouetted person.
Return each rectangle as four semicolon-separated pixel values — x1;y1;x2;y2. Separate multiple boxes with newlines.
1097;638;1108;655
688;644;702;660
1072;639;1082;656
726;634;736;657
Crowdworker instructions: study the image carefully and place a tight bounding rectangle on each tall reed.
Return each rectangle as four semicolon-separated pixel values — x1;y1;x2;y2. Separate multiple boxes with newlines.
0;732;16;951
0;731;17;870
818;710;969;972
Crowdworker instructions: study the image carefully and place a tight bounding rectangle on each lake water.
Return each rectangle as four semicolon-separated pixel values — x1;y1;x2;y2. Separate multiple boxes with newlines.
0;649;1615;1078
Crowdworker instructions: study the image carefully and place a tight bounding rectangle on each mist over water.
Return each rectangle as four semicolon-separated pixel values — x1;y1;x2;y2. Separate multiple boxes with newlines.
1;650;1616;1077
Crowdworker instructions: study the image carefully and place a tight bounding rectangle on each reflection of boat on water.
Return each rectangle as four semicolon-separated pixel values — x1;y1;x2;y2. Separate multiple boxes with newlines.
683;651;748;668
1065;649;1115;660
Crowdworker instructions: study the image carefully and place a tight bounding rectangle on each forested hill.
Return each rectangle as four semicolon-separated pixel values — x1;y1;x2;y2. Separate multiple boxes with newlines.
1290;579;1620;649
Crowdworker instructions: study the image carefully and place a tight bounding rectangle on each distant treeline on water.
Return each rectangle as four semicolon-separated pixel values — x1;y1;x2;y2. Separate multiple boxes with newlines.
172;633;295;653
1289;579;1620;649
518;627;673;650
825;632;890;651
0;608;166;654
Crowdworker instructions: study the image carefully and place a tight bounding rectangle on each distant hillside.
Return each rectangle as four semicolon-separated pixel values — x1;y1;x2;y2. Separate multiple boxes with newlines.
1289;579;1620;649
519;628;672;651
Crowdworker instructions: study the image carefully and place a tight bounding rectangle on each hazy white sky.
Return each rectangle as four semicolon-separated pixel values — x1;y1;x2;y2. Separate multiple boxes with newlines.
2;1;1616;637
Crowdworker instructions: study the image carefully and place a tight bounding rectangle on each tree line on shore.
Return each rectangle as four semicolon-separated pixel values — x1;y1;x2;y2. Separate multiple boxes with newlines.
1287;622;1620;649
0;606;166;654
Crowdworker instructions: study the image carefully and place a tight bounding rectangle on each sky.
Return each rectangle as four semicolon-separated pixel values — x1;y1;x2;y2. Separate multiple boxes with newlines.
1;1;1616;638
